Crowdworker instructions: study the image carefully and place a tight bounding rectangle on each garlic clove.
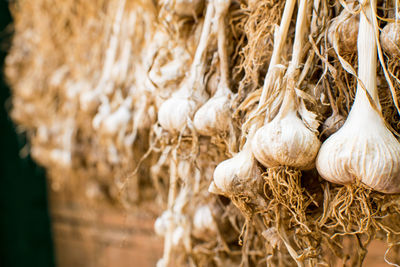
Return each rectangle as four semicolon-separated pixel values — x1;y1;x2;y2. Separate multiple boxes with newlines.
193;93;231;135
316;108;400;193
158;96;198;133
251;112;321;170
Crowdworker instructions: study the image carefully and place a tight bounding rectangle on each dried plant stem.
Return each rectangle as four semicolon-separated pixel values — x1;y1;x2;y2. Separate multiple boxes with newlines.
215;0;230;90
352;0;379;112
257;0;296;109
162;157;179;267
185;1;215;98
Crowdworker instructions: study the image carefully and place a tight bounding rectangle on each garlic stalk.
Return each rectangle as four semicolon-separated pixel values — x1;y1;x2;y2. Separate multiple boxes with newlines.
317;0;400;193
255;0;297;113
193;0;233;136
158;1;214;134
252;0;321;170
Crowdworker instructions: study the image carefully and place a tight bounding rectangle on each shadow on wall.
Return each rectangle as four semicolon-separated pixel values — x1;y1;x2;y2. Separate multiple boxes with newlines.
0;1;55;267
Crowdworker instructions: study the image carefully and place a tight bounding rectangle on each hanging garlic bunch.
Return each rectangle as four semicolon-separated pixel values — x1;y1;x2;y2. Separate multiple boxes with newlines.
327;8;359;54
251;0;321;170
193;0;233;136
157;1;215;134
209;0;297;198
317;0;400;193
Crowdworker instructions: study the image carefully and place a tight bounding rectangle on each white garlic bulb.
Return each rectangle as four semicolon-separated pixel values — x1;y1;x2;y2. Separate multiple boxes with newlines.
317;105;400;192
101;104;131;136
211;128;261;196
327;9;359;54
251;90;321;170
251;0;320;170
158;93;199;133
193;82;232;135
192;205;217;239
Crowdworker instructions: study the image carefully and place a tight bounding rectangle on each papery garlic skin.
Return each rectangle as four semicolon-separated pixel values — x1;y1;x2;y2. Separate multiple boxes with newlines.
252;111;320;170
316;107;400;193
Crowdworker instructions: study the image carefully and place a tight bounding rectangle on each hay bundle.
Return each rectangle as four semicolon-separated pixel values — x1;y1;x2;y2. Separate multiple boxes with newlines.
6;0;400;266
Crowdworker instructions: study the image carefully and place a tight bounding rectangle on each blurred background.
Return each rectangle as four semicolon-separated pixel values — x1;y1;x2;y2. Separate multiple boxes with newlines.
0;1;55;267
0;2;162;267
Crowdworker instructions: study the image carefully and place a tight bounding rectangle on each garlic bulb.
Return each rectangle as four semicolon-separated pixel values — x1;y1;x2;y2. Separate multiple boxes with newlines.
327;9;359;54
251;0;321;170
158;94;199;133
380;22;400;57
210;126;261;196
252;90;320;170
317;0;400;193
158;1;215;133
193;86;232;135
194;0;233;135
155;210;173;237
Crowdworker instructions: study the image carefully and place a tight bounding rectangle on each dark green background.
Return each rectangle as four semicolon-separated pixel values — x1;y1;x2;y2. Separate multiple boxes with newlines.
0;1;55;266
